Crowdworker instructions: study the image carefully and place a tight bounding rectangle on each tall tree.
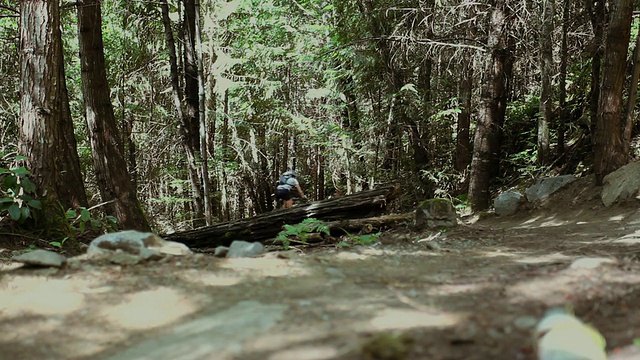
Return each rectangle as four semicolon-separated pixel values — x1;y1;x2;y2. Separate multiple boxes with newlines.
19;0;88;217
468;0;514;211
593;0;634;184
77;0;150;230
538;0;554;164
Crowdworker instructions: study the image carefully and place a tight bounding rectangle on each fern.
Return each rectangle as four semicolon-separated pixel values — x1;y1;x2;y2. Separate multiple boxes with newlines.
275;218;329;249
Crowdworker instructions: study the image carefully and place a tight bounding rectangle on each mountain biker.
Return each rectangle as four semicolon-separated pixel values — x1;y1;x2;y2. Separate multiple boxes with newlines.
275;170;306;208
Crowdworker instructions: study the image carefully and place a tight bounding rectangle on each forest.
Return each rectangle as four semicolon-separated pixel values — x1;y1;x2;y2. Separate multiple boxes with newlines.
1;0;639;237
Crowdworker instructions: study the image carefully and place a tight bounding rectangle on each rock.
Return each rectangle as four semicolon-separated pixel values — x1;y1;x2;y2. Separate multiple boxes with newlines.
525;175;576;202
87;230;166;261
414;198;457;229
148;240;192;256
226;241;264;258
601;162;640;207
213;246;229;257
12;249;67;268
494;190;524;216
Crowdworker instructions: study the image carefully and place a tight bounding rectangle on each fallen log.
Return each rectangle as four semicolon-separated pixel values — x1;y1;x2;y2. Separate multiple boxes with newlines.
162;185;401;248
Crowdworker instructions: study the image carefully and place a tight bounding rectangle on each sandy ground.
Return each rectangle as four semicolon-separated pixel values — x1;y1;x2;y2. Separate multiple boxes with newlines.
1;177;640;360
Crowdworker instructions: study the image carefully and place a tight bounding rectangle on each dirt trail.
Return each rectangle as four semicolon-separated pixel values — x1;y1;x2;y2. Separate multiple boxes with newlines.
1;179;640;360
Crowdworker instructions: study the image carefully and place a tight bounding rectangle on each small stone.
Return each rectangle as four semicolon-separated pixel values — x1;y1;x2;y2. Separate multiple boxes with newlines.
226;241;264;258
13;249;67;268
214;246;230;257
325;267;346;278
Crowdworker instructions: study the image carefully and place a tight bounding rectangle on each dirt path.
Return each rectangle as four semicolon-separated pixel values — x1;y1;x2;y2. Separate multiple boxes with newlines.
2;183;640;359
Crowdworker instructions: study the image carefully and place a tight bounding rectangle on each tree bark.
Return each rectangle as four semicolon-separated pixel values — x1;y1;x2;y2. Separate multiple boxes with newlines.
538;0;554;164
194;0;213;225
468;0;513;211
163;185;401;248
455;59;473;175
557;0;569;156
77;0;150;231
593;0;634;184
586;0;605;137
623;27;640;154
19;0;88;214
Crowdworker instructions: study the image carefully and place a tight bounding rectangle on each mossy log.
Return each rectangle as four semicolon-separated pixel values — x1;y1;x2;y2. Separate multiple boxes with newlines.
162;185;401;248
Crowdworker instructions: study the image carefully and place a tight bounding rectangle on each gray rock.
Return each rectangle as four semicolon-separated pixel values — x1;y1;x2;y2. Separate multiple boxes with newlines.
601;162;640;207
148;241;192;256
525;175;576;202
494;190;525;216
12;249;67;268
226;241;264;258
414;198;457;229
87;230;164;261
106;301;287;360
213;246;229;257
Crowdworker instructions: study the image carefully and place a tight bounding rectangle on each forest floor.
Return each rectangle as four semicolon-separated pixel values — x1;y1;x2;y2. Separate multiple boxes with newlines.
1;176;640;360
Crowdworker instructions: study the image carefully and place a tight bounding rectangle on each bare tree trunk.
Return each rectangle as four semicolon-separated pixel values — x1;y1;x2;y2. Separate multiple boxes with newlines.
77;0;149;231
586;0;605;137
538;0;554;164
455;59;473;175
594;0;634;184
194;0;213;225
469;0;513;211
19;0;88;217
160;0;204;227
623;26;640;154
557;0;569;155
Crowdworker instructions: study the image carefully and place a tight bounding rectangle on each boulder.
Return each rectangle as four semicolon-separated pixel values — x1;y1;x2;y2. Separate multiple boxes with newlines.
87;230;192;264
414;198;457;229
601;162;640;207
12;249;67;268
525;175;576;202
494;190;524;216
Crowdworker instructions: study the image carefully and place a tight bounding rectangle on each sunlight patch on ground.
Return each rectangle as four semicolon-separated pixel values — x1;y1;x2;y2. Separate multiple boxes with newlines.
245;329;331;353
476;250;518;258
507;275;573;303
178;269;242;287
267;345;340;360
219;258;310;278
335;252;368;261
614;230;640;244
0;276;87;316
99;286;197;330
427;283;488;296
369;308;461;330
515;253;569;264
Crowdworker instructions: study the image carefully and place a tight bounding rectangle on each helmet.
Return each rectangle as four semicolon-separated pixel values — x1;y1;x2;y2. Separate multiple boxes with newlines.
283;170;297;177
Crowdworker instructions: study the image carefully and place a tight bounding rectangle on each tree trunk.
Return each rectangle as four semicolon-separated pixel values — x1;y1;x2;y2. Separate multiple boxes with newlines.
593;0;634;184
468;0;513;211
194;0;213;225
538;0;554;164
455;59;473;175
623;27;640;154
557;0;569;156
19;0;88;216
77;0;150;231
587;0;605;137
160;0;204;227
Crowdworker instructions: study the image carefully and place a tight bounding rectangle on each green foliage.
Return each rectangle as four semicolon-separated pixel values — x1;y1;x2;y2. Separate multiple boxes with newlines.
337;231;381;247
0;155;42;224
65;207;118;236
275;218;329;249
